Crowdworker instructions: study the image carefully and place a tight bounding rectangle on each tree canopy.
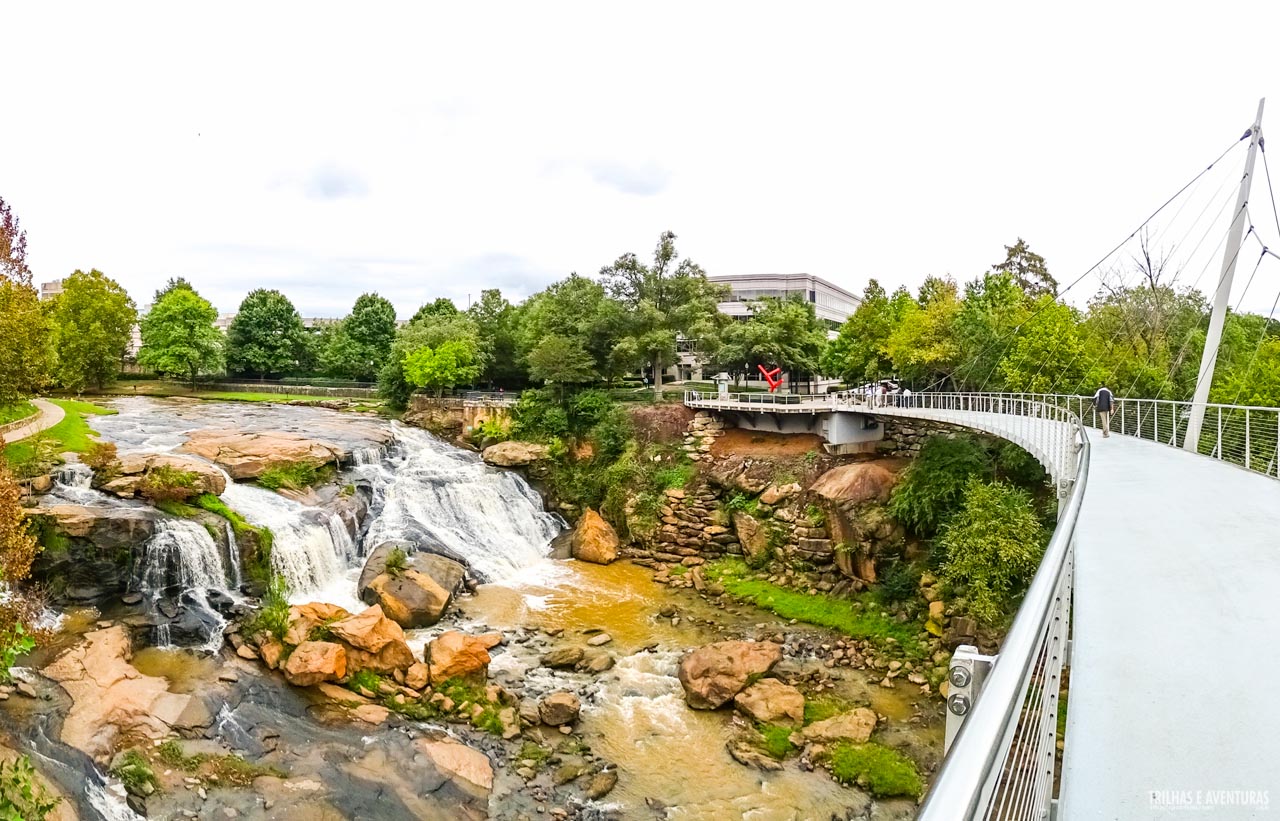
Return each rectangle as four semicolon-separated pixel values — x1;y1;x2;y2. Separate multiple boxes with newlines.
51;269;138;392
600;231;728;395
138;287;224;388
321;293;398;381
714;295;828;383
226;289;309;377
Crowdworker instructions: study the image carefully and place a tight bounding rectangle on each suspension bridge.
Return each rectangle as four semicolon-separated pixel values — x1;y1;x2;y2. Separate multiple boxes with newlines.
683;101;1280;818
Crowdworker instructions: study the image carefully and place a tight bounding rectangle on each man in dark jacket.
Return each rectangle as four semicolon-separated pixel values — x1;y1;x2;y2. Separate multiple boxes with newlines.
1093;385;1114;437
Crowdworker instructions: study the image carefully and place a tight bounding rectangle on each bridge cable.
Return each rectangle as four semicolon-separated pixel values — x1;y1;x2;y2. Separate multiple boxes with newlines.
938;135;1250;395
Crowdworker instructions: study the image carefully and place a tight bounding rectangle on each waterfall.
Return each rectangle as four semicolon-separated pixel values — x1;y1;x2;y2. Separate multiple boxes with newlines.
137;520;229;593
220;482;345;596
224;522;243;590
57;464;93;488
349;446;386;466
357;425;564;582
134;520;231;648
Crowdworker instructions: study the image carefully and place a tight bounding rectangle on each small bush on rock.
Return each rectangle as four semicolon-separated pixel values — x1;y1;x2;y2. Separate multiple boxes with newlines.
244;575;291;641
139;464;199;504
0;754;60;820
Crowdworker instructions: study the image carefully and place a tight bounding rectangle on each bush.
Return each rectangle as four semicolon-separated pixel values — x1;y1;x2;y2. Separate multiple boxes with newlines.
110;749;158;797
257;462;321;491
0;755;60;820
0;623;34;684
938;479;1047;623
139;464;199;503
81;440;120;485
347;669;383;694
828;741;923;798
244;575;291;642
888;434;991;536
383;547;409;577
6;435;59;479
875;559;917;605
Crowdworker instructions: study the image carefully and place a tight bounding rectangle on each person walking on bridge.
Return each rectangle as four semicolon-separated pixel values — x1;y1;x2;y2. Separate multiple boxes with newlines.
1092;385;1114;437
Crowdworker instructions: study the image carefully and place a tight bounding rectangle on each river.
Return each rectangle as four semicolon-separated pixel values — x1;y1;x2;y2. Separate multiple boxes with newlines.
17;397;939;819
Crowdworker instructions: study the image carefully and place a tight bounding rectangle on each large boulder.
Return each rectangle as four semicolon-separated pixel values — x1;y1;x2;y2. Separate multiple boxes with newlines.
570;509;619;565
733;678;805;726
357;542;466;628
328;605;416;674
283;641;347;686
677;641;784;710
426;630;499;684
282;602;352;646
481;441;549;467
809;461;900;506
28;505;163;602
180;429;344;480
111;452;227;496
29;504;158;550
799;708;878;744
416;739;494;798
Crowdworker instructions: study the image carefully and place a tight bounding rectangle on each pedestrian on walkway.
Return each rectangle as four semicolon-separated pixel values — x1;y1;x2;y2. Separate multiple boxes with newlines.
1093;385;1114;437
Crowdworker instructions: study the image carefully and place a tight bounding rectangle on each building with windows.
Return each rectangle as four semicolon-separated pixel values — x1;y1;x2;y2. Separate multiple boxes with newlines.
659;273;861;388
38;279;64;300
709;273;860;331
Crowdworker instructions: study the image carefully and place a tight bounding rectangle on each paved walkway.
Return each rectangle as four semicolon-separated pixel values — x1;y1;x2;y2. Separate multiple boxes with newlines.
1060;434;1280;818
1;399;65;444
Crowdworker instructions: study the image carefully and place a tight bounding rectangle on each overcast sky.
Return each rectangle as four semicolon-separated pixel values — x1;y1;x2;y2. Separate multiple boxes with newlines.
5;2;1280;318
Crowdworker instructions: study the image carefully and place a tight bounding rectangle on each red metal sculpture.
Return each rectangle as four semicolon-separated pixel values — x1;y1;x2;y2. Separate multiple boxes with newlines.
757;365;783;392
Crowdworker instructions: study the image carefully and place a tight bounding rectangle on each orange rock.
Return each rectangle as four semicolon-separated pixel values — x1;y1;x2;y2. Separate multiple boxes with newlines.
570;509;619;565
426;631;491;684
677;641;784;710
283;641;347;687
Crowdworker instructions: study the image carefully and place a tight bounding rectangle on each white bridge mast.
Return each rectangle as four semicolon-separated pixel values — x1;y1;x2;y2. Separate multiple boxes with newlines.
1184;98;1266;452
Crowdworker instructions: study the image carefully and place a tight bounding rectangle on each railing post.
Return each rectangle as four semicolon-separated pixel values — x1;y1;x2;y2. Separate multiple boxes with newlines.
944;646;998;753
1246;409;1251;470
1217;409;1223;459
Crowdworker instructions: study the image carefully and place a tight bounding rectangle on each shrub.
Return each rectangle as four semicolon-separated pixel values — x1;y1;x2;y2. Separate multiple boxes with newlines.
139;464;199;504
723;491;759;517
0;623;35;684
472;418;509;445
81;440;120;485
0;755;60;820
828;741;923;798
347;669;383;694
653;464;695;490
6;435;59;479
110;749;158;797
875;559;917;605
383;547;409;577
257;462;321;491
244;574;291;642
888;434;990;536
938;479;1047;624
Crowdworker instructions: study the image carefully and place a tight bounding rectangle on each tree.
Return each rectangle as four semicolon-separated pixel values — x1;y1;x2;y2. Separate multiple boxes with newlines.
153;276;194;304
226;289;309;378
51;269;137;392
714;295;828;385
821;280;912;385
411;297;459;325
378;312;485;407
0;197;51;406
527;335;598;387
0;197;32;286
884;284;962;388
997;296;1096;394
599;232;729;396
138;288;224;388
991;238;1058;298
950;272;1030;390
467;289;525;386
517;274;631;384
321;293;397;380
402;339;483;396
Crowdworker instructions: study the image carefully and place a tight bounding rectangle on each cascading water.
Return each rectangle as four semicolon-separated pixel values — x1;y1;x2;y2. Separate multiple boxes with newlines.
57;463;94;488
224;522;243;590
134;520;232;648
357;425;564;582
220;482;349;596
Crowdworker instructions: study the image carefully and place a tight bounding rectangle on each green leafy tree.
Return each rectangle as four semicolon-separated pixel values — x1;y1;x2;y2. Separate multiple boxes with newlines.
991;238;1058;297
378;312;485;407
950;272;1030;390
518;274;633;384
527;334;598;387
153;276;194;304
411;297;459;324
939;478;1047;623
226;289;309;378
321;293;397;380
51;269;138;392
467;289;525;386
821;280;913;384
138;287;224;388
0;198;51;405
403;338;483;396
885;281;963;388
599;232;729;396
888;434;992;536
714;295;827;385
998;296;1096;393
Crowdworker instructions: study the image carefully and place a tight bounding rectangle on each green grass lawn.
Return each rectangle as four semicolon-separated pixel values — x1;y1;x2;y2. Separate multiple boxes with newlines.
3;398;116;462
0;402;37;426
102;382;383;406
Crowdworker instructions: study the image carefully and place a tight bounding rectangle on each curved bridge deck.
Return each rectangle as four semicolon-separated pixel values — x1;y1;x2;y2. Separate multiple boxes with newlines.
1064;433;1280;818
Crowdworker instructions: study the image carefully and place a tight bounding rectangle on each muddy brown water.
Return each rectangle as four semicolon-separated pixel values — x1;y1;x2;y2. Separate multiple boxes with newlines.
462;559;938;820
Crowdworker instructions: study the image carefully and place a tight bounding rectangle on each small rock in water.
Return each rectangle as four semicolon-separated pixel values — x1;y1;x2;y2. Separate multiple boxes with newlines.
217;671;239;683
15;681;37;699
122;592;143;605
586;633;612;647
